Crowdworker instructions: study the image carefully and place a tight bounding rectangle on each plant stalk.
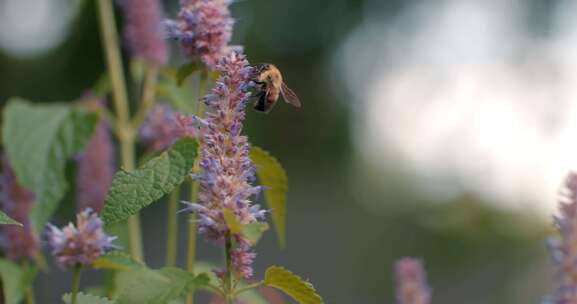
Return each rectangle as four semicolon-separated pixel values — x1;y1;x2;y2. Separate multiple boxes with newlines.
70;264;82;304
224;231;234;304
184;180;198;304
234;281;264;296
165;185;180;267
96;0;144;261
185;70;208;304
25;288;35;304
132;65;160;128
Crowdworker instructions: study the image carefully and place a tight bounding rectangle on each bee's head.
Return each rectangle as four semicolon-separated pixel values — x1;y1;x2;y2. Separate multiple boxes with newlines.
254;63;272;73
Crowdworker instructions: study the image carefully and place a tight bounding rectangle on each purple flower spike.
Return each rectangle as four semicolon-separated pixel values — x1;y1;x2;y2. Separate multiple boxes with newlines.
166;0;235;68
395;258;431;304
185;51;264;279
139;104;198;152
122;0;168;65
45;208;116;269
549;172;577;304
231;237;256;278
0;156;38;260
76;102;115;213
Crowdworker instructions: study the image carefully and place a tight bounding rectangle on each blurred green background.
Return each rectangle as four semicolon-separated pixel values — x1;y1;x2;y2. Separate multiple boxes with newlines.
0;0;564;302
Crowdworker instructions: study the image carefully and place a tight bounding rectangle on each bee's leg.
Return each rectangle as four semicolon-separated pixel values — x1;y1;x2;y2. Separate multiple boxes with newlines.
253;92;267;112
252;81;266;90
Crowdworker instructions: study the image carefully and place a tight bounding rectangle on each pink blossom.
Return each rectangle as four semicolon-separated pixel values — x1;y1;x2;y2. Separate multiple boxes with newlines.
45;209;116;269
139;104;198;152
548;172;577;303
395;258;431;304
182;52;264;278
122;0;168;65
166;0;235;68
0;156;38;260
76;105;115;212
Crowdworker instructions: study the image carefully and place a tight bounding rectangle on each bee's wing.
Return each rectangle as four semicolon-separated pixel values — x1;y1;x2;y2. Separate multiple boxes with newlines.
280;82;301;108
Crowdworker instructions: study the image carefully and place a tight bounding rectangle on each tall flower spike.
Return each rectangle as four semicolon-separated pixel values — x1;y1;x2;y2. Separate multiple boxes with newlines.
548;172;577;304
76;100;115;212
0;155;38;260
45;208;116;269
122;0;168;65
395;258;431;304
183;52;264;279
166;0;235;68
139;103;198;152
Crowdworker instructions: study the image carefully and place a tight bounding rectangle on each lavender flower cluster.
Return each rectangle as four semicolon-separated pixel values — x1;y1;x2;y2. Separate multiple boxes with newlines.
166;0;235;68
183;52;266;279
76;102;115;213
45;208;116;269
548;172;577;304
122;0;168;65
395;258;431;304
0;156;38;260
139;103;198;152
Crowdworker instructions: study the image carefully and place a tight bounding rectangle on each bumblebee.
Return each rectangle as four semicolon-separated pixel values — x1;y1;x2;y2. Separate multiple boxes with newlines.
252;63;301;113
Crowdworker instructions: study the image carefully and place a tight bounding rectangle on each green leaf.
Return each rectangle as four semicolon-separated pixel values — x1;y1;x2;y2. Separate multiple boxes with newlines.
62;292;114;304
250;146;288;247
193;262;268;303
115;267;209;304
130;60;145;85
93;251;144;271
264;266;322;304
101;138;197;225
0;259;37;304
0;211;21;226
92;73;111;97
2;98;98;234
157;70;196;114
241;223;269;245
222;208;242;234
236;288;269;304
176;62;202;86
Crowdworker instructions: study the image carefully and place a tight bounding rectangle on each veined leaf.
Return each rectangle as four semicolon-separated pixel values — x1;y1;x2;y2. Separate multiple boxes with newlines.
0;211;21;226
62;292;114;304
223;208;242;234
194;262;269;304
93;251;144;271
115;267;209;304
92;73;111;97
264;266;322;304
0;259;37;304
101;138;197;225
176;62;202;86
241;223;269;245
157;69;196;114
250;146;288;247
2;98;98;234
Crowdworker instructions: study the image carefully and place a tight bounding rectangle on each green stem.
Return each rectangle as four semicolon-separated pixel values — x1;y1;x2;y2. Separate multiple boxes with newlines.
184;182;198;304
97;0;143;261
197;69;208;115
132;65;160;128
70;264;82;304
25;288;34;304
233;281;264;296
165;185;180;267
185;70;209;304
96;0;130;124
224;232;234;304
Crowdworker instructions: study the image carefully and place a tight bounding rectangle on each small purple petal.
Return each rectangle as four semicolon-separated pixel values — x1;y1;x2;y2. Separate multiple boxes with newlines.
395;258;431;304
44;208;116;269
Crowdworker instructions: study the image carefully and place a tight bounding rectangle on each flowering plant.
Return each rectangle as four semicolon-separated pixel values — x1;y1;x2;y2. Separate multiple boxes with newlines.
1;1;571;304
0;0;322;303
